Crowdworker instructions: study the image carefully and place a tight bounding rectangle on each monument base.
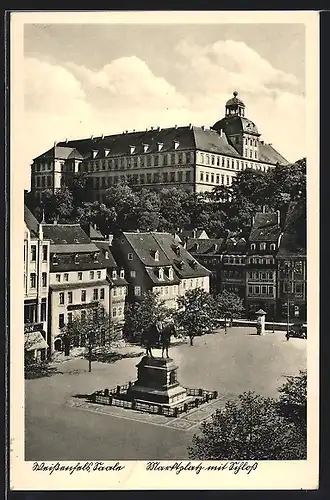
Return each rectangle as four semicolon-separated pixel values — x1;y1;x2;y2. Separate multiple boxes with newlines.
127;356;188;406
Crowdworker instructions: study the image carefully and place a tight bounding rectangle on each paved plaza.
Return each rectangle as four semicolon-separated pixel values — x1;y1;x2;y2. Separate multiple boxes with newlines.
25;327;306;460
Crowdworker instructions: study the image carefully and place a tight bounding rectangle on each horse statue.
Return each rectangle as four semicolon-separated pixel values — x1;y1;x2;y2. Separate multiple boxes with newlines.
159;321;177;358
141;322;160;357
141;320;177;358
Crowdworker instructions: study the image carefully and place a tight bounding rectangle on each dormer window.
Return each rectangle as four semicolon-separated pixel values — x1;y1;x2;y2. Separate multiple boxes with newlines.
260;243;266;250
168;267;174;280
93;252;99;262
92;150;98;159
74;238;79;243
211;243;218;252
192;242;199;251
157;143;163;152
190;260;198;269
250;243;256;251
158;268;164;280
62;239;67;244
105;251;109;259
104;149;110;157
172;244;181;257
129;145;136;154
176;260;184;269
173;140;179;150
270;243;276;251
74;254;79;264
52;253;58;266
151;249;159;261
112;270;117;280
143;144;149;153
120;269;125;279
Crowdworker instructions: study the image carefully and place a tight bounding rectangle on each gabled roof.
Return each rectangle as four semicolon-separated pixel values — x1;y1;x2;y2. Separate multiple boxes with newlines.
249;213;281;242
186;238;225;255
145;267;180;285
49;252;107;272
24;205;39;237
151;232;211;278
179;229;209;240
123;232;171;267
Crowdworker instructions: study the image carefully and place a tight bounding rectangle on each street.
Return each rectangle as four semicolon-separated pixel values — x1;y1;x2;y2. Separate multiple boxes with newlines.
25;327;306;460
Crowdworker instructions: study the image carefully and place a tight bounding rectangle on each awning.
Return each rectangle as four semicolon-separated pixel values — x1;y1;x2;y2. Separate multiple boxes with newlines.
25;331;48;351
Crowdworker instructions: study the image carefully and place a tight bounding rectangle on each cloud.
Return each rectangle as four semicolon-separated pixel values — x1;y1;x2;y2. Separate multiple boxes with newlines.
23;41;305;188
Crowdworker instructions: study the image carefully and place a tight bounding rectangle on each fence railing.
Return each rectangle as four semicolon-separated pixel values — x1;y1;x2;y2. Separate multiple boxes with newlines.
92;384;218;418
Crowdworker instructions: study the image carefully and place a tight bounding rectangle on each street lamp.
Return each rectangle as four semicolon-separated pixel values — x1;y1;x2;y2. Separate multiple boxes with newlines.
282;261;302;338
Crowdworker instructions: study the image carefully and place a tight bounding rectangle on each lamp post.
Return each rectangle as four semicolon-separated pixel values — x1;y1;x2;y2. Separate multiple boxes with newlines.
283;261;302;338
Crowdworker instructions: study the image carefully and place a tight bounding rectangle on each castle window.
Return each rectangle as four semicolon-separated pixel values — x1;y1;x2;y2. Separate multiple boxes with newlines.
120;270;125;279
185;171;191;182
217;157;220;166
211;173;214;183
270;243;276;251
200;172;204;182
216;174;220;184
260;243;266;250
211;156;215;165
250;243;256;250
206;173;209;182
206;155;210;164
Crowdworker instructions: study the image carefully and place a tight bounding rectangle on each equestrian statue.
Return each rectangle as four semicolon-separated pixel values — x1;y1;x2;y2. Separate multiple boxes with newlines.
141;318;177;358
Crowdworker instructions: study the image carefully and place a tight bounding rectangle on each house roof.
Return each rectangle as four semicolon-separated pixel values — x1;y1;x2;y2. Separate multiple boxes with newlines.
151;232;212;278
42;224;95;246
50;252;107;272
123;232;172;267
278;202;306;257
212;115;260;137
179;229;209;240
192;127;241;157
145;267;180;286
259;142;289;166
24;205;39;237
249;213;281;242
34;146;84;161
186;238;225;255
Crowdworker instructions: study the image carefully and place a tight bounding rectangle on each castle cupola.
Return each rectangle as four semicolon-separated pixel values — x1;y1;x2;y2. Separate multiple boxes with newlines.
225;91;245;117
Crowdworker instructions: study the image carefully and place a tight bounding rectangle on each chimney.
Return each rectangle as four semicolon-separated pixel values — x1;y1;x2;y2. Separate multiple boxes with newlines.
108;234;113;246
101;134;104;139
38;223;43;240
94;223;97;230
201;125;205;131
276;210;281;225
54;141;57;147
65;138;68;143
174;125;178;129
193;228;197;238
53;219;57;225
251;215;255;226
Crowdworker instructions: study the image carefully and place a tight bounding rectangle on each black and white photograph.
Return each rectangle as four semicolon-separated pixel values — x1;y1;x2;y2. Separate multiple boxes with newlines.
10;10;319;491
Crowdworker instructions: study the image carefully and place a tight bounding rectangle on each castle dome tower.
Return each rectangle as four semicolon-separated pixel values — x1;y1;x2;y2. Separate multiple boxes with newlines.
211;91;260;159
225;91;246;117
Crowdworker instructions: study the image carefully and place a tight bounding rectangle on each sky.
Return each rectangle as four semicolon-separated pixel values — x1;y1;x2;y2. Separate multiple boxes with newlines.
23;22;306;189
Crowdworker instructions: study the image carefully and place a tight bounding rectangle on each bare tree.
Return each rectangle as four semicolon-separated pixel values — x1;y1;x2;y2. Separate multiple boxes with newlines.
60;304;118;372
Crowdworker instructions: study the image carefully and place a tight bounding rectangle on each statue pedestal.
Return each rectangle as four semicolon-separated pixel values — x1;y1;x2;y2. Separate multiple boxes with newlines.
127;356;188;406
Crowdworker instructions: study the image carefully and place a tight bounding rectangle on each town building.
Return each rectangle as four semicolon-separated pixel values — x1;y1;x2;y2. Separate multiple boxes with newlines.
30;92;288;198
220;232;248;300
42;223;110;353
110;231;211;310
24;206;50;360
82;225;129;335
185;237;225;294
276;202;307;322
246;212;281;318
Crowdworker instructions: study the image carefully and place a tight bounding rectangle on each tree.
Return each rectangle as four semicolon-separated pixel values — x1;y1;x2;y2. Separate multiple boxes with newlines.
104;183;138;231
123;291;170;344
277;369;307;435
132;189;161;231
175;288;217;346
60;305;116;372
188;391;306;460
215;290;245;333
159;188;191;232
76;202;117;236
